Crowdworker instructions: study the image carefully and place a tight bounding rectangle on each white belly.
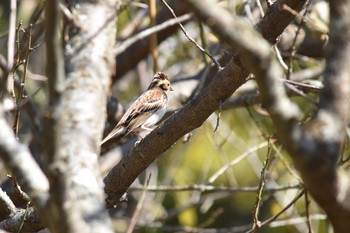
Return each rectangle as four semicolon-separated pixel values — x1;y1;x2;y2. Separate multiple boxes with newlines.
142;104;167;128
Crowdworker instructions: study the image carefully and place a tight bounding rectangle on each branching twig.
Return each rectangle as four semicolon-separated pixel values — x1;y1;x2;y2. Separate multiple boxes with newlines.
114;13;192;55
305;190;313;233
129;183;302;193
1;0;17;96
286;0;310;80
12;24;33;137
8;0;17;71
246;190;305;233
208;141;271;184
251;140;273;231
160;0;222;70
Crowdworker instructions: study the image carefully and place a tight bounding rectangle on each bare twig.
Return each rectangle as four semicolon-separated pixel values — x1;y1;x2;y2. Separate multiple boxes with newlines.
126;174;152;233
143;214;325;233
0;206;44;232
305;190;313;233
284;82;318;105
12;24;33;137
160;0;222;70
129;183;302;193
246;190;305;233
274;45;289;71
281;4;328;35
251;140;273;231
104;0;308;207
269;141;302;182
114;13;192;55
213;100;222;133
0;107;49;208
1;0;17;96
198;20;210;64
208;141;271;184
11;176;30;203
18;202;30;233
149;0;158;72
286;0;310;80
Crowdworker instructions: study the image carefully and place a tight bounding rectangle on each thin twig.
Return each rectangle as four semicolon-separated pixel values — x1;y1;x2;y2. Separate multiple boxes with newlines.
13;24;33;137
246;190;305;233
10;22;23;102
284;82;318;105
305;190;313;233
246;105;271;139
114;13;192;55
129;183;302;193
213;100;222;133
270;141;303;183
198;20;209;64
283;79;323;92
274;45;288;70
126;174;152;233
281;3;327;35
11;175;31;202
255;0;265;17
149;0;158;72
18;202;31;233
251;139;273;231
2;0;17;96
208;141;272;184
160;0;222;70
142;214;326;233
286;0;310;80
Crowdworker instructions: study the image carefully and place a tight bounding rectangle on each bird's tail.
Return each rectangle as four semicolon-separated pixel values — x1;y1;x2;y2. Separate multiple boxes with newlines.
100;127;130;145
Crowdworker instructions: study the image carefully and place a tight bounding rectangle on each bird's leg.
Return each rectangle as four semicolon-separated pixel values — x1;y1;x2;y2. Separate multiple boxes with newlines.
134;132;144;146
134;127;153;146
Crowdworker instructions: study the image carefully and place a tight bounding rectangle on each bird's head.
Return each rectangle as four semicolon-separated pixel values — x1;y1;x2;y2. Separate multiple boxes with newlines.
148;72;173;93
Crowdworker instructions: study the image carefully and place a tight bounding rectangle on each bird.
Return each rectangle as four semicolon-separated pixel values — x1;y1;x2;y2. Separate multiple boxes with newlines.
100;72;173;145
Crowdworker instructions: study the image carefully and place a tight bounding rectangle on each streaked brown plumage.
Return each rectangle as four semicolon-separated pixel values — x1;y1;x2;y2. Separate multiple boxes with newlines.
100;72;172;145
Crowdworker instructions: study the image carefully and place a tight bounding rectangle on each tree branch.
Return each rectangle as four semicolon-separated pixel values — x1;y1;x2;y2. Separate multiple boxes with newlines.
43;0;119;232
0;106;49;211
104;0;308;207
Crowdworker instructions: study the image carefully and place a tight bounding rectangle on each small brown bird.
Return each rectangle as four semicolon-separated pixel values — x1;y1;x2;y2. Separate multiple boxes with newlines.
100;72;173;145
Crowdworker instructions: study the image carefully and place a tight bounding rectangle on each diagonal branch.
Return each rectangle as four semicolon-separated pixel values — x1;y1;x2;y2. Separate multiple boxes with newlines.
0;107;49;209
104;0;308;207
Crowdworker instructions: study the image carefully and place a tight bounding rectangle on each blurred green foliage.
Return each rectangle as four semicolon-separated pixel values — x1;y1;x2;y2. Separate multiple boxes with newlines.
0;0;331;232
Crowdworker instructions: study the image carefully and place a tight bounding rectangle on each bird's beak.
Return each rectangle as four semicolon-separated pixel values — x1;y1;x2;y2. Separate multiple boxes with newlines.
170;87;174;91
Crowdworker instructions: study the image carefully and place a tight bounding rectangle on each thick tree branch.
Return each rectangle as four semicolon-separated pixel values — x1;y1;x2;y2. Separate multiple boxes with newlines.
185;0;350;232
293;1;350;232
0;107;49;211
104;0;307;207
0;188;16;221
104;58;249;206
43;0;119;232
0;207;44;232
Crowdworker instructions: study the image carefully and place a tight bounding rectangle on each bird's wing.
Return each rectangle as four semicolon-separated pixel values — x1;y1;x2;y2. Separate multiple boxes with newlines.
124;92;166;130
100;126;128;145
